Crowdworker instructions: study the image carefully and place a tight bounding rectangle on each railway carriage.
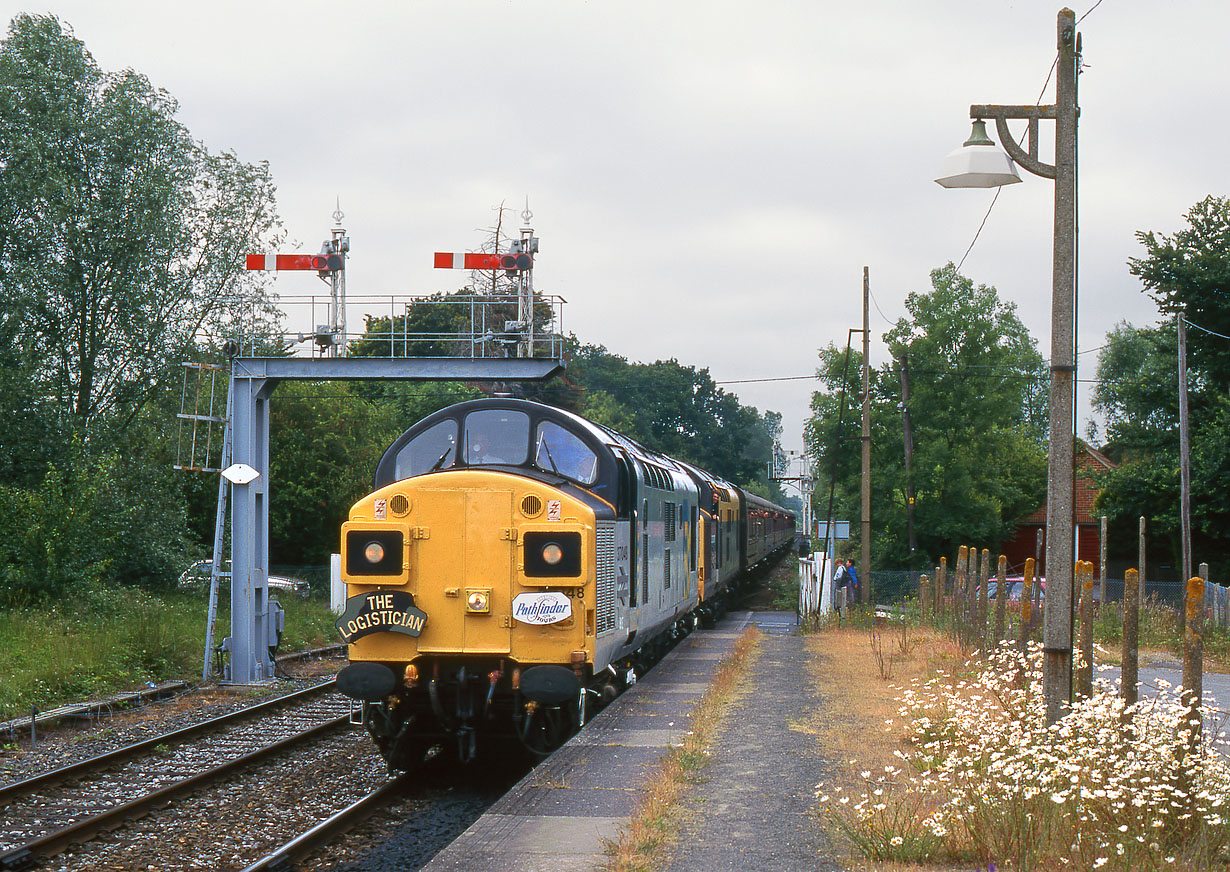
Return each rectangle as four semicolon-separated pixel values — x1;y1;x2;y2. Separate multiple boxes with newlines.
334;398;793;770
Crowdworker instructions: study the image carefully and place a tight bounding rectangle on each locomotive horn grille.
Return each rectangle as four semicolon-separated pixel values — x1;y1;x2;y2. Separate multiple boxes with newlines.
520;494;543;517
389;494;411;516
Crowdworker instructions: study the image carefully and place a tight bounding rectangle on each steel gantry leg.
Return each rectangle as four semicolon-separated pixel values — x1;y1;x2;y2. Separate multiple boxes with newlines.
223;367;279;683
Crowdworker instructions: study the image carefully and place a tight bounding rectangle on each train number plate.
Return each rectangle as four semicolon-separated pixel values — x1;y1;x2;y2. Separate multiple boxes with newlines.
336;591;427;643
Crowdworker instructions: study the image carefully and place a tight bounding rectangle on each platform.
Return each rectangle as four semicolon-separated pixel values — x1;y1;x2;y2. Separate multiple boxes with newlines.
418;611;771;872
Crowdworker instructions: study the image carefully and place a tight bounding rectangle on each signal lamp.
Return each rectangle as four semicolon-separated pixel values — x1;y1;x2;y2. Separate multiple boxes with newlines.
499;253;533;274
364;541;386;564
310;253;345;273
541;543;564;565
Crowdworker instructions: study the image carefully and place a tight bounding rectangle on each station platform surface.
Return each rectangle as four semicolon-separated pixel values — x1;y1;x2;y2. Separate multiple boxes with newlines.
418;610;844;872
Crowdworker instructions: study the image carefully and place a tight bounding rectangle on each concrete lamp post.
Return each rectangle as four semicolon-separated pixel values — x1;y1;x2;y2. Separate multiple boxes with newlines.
935;7;1080;726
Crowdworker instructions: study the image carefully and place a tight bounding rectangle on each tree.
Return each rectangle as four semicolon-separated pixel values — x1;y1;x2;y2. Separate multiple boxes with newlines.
1092;321;1179;459
268;383;401;566
807;264;1047;569
1093;195;1230;577
0;15;281;601
1130;196;1230;391
0;14;280;443
566;343;782;493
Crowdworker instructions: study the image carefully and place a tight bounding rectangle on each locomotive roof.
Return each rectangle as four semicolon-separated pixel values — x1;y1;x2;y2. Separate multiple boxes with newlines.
374;397;792;519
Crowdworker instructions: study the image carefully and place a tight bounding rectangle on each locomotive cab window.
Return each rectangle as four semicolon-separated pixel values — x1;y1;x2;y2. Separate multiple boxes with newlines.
394;419;458;478
464;409;529;466
534;421;598;484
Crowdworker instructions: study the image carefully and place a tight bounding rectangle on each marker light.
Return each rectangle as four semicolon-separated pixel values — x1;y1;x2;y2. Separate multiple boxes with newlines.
364;541;386;564
541;543;564;565
466;589;491;613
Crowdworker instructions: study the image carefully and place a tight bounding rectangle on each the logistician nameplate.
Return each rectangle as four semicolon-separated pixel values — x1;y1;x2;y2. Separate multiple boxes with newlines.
336;591;427;643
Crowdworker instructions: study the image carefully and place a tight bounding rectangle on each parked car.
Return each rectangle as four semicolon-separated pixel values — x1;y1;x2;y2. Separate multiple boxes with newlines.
177;560;310;598
983;578;1045;603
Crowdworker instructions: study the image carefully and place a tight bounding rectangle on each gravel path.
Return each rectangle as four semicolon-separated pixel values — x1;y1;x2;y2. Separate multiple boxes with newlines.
660;625;847;872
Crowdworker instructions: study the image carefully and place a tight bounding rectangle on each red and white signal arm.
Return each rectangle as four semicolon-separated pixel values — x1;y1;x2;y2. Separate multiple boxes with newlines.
434;252;533;271
245;253;344;272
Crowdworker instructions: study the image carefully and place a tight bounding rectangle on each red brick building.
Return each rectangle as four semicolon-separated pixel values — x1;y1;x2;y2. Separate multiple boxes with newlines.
999;443;1115;576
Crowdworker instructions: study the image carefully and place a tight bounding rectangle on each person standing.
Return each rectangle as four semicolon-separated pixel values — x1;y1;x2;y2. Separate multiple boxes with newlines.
845;558;860;603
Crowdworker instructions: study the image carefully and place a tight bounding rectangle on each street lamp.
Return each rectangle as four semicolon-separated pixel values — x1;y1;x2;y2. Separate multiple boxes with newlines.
936;8;1079;725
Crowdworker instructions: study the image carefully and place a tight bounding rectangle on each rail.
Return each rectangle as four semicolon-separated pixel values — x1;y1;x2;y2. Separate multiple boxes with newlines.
0;679;337;806
0;715;349;868
238;777;409;872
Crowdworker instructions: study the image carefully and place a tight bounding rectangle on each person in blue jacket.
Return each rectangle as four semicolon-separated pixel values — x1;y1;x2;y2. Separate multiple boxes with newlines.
845;559;860;602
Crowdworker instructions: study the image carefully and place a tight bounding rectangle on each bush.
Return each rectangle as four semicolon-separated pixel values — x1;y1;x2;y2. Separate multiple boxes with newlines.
0;442;193;606
818;641;1230;869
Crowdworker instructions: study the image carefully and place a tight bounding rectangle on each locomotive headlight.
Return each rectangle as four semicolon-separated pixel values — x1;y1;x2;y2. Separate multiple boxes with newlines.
541;543;564;566
364;541;386;564
466;588;491;614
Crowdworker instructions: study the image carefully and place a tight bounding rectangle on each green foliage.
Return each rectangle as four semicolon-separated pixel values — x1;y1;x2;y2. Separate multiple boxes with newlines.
1095;197;1230;577
0;440;192;604
0;589;342;714
1130;195;1230;391
269;382;402;565
807;265;1047;568
566;343;782;493
0;13;280;441
349;292;477;358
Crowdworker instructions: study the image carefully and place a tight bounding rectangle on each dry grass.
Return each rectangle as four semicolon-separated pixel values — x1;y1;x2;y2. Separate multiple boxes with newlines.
602;626;762;872
804;622;973;872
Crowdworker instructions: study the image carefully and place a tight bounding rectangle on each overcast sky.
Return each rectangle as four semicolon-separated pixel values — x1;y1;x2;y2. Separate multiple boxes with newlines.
12;1;1227;460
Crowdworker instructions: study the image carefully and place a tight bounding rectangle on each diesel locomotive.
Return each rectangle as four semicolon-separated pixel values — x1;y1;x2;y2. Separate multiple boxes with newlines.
334;398;794;769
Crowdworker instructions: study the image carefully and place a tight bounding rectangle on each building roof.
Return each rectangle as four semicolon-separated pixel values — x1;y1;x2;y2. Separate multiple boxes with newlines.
1017;441;1116;526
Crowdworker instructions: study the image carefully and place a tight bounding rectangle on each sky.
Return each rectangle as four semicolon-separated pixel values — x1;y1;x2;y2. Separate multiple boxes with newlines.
9;0;1227;464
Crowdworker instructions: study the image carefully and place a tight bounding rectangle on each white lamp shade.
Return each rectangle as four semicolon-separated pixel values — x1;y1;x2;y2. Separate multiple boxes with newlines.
934;143;1022;188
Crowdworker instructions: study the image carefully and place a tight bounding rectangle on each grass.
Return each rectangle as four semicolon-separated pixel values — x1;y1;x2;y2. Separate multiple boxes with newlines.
0;586;342;719
603;625;762;872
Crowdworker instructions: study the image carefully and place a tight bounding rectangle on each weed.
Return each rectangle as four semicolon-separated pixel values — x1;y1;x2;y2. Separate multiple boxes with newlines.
0;589;341;714
817;641;1230;870
603;627;761;872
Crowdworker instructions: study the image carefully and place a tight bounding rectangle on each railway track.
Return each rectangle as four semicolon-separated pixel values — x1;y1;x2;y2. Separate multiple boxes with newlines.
238;776;409;872
0;680;362;870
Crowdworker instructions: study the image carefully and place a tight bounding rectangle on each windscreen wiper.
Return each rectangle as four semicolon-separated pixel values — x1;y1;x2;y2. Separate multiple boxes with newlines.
539;439;560;475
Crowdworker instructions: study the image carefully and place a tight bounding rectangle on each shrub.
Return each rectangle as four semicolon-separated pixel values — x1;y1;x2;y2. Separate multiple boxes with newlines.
818;641;1230;869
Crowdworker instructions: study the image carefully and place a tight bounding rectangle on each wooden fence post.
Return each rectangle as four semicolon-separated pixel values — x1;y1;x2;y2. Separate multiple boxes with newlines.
1138;516;1147;608
1098;515;1108;609
979;548;990;652
919;574;930;619
956;546;969;647
1076;560;1094;700
938;557;947;617
994;554;1008;645
1020;557;1036;655
1123;568;1139;707
1183;574;1205;753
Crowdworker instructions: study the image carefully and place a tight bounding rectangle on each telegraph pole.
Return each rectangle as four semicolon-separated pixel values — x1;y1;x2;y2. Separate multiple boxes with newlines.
861;267;872;604
1178;315;1192;584
899;352;917;560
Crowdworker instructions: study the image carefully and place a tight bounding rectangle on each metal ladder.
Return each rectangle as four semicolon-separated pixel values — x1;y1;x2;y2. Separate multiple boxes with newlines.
174;362;232;681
